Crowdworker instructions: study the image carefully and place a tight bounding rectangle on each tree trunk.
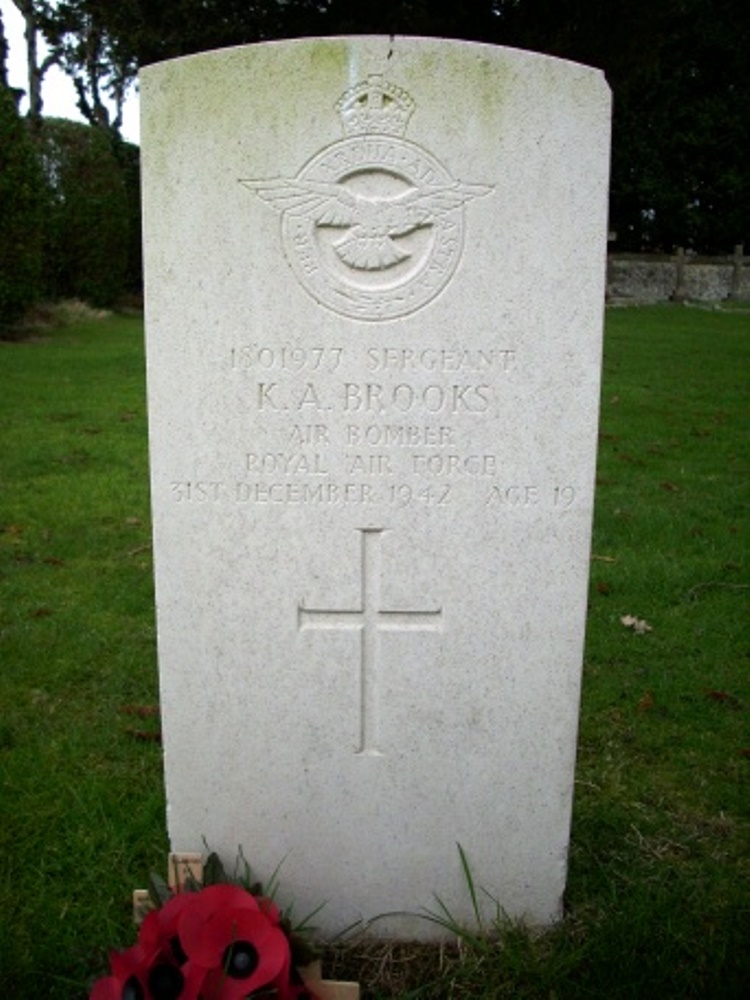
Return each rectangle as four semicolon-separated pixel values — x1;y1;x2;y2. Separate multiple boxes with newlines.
11;0;54;126
0;11;9;89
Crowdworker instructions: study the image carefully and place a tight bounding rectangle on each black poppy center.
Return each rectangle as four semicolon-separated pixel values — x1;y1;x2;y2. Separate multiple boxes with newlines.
148;963;185;1000
222;940;259;979
170;935;188;965
122;977;144;1000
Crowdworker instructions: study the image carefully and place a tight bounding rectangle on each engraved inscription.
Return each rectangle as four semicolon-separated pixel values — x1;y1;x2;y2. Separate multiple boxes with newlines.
289;424;329;445
167;339;583;512
366;347;516;373
253;379;492;415
170;480;577;510
342;382;491;414
298;528;443;756
236;482;377;505
345;424;454;447
230;346;343;372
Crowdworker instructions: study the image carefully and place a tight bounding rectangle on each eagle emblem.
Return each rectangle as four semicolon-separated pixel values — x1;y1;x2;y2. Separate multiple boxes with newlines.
240;178;492;271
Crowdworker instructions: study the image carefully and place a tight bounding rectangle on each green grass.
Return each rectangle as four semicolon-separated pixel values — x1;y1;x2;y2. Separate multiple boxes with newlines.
1;305;748;997
0;316;165;993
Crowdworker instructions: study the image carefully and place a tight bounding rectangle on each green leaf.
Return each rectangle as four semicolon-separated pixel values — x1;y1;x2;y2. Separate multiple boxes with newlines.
148;871;172;908
202;852;229;886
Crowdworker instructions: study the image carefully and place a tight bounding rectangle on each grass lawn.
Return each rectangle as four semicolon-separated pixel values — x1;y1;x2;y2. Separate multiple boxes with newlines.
0;305;748;997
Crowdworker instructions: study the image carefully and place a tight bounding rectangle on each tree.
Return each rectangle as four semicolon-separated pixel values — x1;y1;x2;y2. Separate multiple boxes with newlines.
38;1;137;134
39;117;130;305
0;82;46;328
1;9;9;86
608;0;750;252
4;2;137;136
5;1;748;252
9;0;59;126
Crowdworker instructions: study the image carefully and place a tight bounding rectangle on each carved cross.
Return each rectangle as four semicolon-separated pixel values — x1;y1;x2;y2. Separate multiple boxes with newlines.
298;528;443;756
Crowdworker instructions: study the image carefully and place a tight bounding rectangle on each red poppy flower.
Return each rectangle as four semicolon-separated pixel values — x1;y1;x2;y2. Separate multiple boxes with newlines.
138;891;196;965
138;892;214;999
91;885;295;1000
90;975;127;1000
90;945;147;1000
90;899;209;1000
90;962;201;1000
177;885;290;998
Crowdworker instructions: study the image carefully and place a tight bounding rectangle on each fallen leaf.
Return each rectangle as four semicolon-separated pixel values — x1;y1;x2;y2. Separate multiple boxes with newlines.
120;704;160;718
621;614;653;634
49;412;80;423
125;729;162;743
660;481;680;492
596;581;612;596
705;690;742;710
637;692;654;712
31;607;53;618
126;544;151;557
125;517;142;526
43;557;65;566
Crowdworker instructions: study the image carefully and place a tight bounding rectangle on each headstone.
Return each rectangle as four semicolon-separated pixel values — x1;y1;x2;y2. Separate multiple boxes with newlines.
141;37;611;939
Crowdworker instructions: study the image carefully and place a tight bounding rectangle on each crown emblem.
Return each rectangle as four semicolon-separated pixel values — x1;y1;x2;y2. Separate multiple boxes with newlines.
336;75;415;137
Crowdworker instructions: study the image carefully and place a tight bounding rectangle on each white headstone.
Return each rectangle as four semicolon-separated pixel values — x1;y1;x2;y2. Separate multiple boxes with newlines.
141;36;610;939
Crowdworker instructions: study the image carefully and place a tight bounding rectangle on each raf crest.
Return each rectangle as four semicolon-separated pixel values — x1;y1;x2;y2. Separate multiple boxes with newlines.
241;76;492;322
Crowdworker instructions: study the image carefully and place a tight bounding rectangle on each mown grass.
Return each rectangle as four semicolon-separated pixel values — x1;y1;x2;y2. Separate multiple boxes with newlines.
1;305;748;997
0;315;165;993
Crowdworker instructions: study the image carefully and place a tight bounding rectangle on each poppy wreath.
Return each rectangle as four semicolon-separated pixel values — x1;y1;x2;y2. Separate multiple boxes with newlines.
90;860;321;1000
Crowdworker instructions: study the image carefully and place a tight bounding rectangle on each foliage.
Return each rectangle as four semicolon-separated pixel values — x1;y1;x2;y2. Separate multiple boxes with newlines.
114;135;142;295
608;0;750;252
0;306;747;997
39;0;747;253
7;2;750;252
0;103;140;323
39;0;138;133
7;0;59;124
4;1;135;132
0;84;46;329
37;117;130;306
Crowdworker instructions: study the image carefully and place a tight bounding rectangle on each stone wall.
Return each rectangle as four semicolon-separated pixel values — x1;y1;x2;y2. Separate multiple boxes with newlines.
607;247;749;304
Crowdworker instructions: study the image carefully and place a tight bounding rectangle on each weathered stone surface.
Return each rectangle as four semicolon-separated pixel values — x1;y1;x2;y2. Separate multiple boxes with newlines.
141;36;610;938
607;252;750;304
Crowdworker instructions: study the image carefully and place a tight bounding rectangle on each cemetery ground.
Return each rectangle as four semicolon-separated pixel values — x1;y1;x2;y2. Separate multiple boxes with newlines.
0;304;747;998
